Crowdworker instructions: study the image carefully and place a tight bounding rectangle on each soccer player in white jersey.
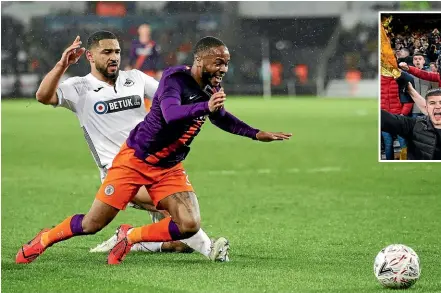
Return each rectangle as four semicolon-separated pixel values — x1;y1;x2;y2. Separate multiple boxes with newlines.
33;31;229;261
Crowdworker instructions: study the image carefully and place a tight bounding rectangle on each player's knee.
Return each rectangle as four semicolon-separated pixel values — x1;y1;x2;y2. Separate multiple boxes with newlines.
177;217;200;237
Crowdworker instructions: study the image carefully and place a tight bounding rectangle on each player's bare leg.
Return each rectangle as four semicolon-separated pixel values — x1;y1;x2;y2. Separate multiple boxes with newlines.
90;186;194;253
91;187;220;256
108;191;229;264
16;199;119;264
155;192;229;261
130;186;171;221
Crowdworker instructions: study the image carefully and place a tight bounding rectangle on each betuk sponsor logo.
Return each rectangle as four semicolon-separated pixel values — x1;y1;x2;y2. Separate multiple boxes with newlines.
94;95;142;114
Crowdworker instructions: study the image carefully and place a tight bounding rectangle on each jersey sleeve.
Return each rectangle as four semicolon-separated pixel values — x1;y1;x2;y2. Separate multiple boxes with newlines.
209;109;259;140
159;75;210;123
408;66;441;83
132;69;159;100
159;75;182;102
140;70;159;99
55;77;81;112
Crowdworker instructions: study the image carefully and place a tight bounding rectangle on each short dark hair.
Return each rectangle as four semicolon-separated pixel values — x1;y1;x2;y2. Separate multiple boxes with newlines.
87;31;118;50
425;88;441;100
413;52;425;58
193;36;226;56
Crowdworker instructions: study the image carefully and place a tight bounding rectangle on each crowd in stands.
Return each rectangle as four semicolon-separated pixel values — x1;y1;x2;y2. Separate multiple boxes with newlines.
391;27;441;69
381;21;441;160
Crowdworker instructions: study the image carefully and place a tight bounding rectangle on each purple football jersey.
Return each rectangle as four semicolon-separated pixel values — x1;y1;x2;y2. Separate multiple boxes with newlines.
127;65;259;168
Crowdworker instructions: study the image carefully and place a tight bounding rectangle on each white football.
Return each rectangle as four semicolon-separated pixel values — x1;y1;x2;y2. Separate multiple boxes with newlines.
373;244;420;289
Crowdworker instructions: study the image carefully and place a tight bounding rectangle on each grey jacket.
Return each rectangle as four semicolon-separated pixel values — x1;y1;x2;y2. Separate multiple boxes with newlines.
412;74;438;114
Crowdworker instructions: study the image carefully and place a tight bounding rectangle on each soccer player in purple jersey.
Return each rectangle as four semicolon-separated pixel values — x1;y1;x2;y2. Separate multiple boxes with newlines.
16;36;291;265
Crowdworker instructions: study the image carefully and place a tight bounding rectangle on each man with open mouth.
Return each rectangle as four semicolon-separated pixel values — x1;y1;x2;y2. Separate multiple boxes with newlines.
381;87;441;160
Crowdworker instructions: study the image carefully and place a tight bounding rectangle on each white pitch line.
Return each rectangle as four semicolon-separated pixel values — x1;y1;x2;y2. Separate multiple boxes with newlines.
207;170;237;175
257;169;272;174
355;109;368;116
201;167;342;175
307;167;342;173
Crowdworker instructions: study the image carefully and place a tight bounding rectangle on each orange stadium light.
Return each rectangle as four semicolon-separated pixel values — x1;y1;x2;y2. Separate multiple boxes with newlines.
345;69;361;96
96;2;127;17
294;64;308;85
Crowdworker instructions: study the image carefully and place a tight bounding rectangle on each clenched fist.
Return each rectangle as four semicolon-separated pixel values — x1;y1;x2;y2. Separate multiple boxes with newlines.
398;62;409;71
208;88;226;112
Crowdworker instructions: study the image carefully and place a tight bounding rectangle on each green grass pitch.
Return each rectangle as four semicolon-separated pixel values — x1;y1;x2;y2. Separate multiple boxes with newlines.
2;97;440;293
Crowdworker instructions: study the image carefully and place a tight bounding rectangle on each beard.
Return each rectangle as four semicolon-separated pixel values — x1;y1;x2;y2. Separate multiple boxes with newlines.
201;69;224;87
96;63;119;80
201;69;215;86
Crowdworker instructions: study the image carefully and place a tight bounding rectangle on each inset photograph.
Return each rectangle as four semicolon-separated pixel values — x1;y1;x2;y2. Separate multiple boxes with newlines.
380;12;441;161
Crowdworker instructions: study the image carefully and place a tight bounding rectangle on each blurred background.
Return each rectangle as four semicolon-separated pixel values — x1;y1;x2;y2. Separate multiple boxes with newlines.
1;1;440;99
2;1;436;99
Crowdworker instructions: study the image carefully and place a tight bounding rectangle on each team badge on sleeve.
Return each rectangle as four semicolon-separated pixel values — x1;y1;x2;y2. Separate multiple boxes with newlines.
104;185;115;196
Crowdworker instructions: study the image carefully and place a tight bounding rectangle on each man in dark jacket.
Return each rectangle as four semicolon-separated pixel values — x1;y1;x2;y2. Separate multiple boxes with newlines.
381;88;441;160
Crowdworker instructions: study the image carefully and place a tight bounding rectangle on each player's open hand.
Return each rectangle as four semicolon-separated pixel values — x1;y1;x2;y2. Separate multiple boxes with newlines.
208;88;226;112
58;36;86;68
398;62;409;71
256;131;292;142
407;82;415;92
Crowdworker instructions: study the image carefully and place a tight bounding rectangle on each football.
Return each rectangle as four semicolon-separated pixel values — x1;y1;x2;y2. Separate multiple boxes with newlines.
373;244;420;289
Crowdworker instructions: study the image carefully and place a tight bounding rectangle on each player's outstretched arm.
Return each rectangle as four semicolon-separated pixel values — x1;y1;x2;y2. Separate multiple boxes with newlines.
407;82;428;115
381;110;415;138
399;62;440;83
208;88;291;141
36;36;85;106
209;109;291;142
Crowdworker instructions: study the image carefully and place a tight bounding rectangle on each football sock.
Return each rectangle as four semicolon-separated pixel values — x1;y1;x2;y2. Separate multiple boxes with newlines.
130;229;211;256
41;214;85;248
127;217;181;244
180;229;211;258
131;242;163;252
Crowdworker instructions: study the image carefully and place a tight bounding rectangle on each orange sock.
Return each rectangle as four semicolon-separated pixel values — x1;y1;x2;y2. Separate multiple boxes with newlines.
128;217;180;244
41;214;85;247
